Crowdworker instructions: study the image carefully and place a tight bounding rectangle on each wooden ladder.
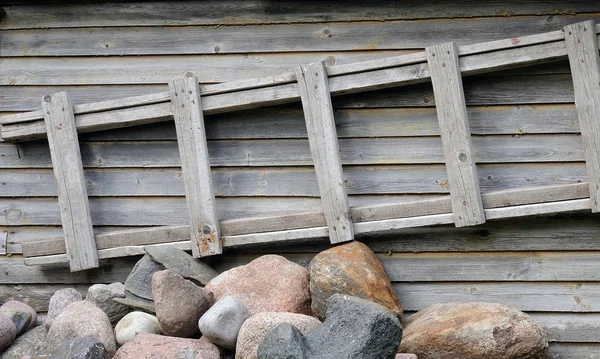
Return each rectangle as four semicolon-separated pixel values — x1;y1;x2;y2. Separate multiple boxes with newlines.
5;20;600;270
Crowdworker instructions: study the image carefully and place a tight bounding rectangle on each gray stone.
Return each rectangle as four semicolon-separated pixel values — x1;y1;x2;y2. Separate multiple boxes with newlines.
114;311;161;346
0;301;36;337
257;294;402;359
396;355;418;359
153;270;214;338
85;282;131;324
51;336;109;359
198;296;251;350
45;301;116;356
144;246;218;286
1;325;47;359
45;288;82;329
0;315;17;352
257;324;308;359
124;254;165;300
113;291;155;313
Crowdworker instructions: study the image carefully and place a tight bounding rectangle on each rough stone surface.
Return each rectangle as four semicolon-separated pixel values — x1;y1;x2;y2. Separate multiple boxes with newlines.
115;311;161;346
205;255;310;315
236;312;321;359
85;283;131;324
396;355;418;359
124;254;165;300
1;325;47;359
257;294;402;359
45;288;82;329
144;246;218;286
0;301;37;336
0;315;17;353
310;241;403;320
153;270;214;338
51;336;109;359
399;302;549;359
112;333;220;359
257;324;308;359
198;296;251;350
113;292;155;313
45;301;116;356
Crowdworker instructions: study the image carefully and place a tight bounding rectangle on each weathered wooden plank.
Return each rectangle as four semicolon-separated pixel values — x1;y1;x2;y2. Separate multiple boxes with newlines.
3;1;598;29
528;313;600;343
0;284;90;312
296;61;353;244
0;228;6;255
170;75;222;257
549;343;600;358
9;213;600;255
0;135;587;169
395;282;600;312
427;42;485;227
42;92;98;272
3;15;599;56
565;21;600;213
0;255;136;284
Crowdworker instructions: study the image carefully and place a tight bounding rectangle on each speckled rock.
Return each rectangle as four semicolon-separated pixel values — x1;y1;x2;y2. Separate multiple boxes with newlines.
399;302;549;359
144;246;217;286
0;315;17;352
153;270;214;338
1;325;47;359
85;283;131;324
396;355;418;359
112;333;220;359
50;336;109;359
198;296;251;350
45;288;82;329
205;255;311;315
236;312;321;359
45;301;116;356
124;254;165;300
0;301;37;336
310;241;402;320
115;311;161;345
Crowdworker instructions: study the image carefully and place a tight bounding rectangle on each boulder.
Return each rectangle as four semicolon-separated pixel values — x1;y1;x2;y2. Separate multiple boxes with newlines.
124;254;165;300
50;336;109;359
115;311;161;346
45;301;116;356
0;301;37;336
0;315;17;352
258;294;402;359
205;255;311;315
310;241;402;320
0;325;47;359
113;333;220;359
85;283;131;324
144;246;218;286
45;288;82;329
153;270;214;338
396;355;418;359
236;312;320;359
399;302;549;359
198;296;251;349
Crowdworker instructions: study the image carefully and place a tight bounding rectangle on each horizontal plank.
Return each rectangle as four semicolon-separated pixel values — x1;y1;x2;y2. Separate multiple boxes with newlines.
3;1;599;29
3;15;600;56
549;343;600;358
529;313;600;343
0;73;578;112
395;282;600;312
0;284;90;312
0;135;586;168
0;255;136;284
0;196;441;226
70;105;579;141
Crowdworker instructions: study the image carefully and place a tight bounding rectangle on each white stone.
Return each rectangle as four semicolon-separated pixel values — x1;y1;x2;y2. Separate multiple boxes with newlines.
198;296;251;349
115;311;161;346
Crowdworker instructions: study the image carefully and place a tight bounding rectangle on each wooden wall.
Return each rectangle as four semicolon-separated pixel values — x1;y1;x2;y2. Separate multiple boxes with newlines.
1;1;600;357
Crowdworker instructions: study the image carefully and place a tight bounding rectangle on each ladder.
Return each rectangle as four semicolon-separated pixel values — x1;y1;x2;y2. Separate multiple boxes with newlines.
1;21;599;271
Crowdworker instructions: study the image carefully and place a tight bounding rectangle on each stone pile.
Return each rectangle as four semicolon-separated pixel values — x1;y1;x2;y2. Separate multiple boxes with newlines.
0;241;549;359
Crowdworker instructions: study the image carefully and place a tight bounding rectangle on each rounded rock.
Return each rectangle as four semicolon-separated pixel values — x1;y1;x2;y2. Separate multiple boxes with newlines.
0;300;36;336
45;288;82;329
115;311;161;346
198;296;251;349
0;325;47;359
0;314;17;352
85;282;131;324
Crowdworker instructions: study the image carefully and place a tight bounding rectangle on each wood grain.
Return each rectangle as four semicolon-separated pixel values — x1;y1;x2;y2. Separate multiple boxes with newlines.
170;75;222;256
296;61;353;244
42;92;98;272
